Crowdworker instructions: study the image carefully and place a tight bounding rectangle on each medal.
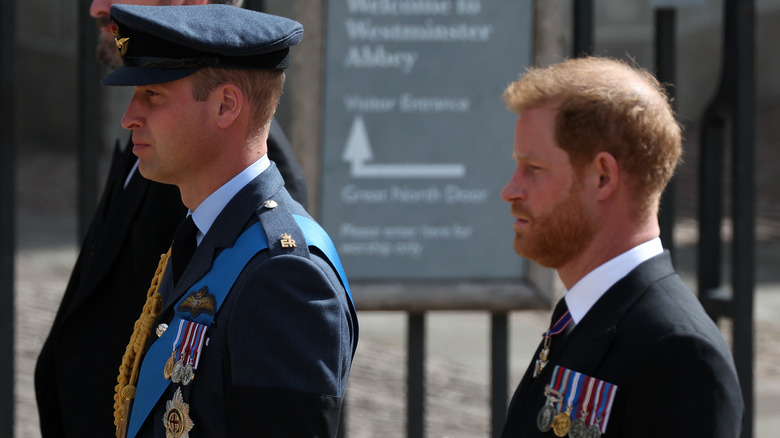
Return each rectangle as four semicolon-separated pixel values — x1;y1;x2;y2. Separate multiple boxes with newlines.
569;418;587;438
552;408;572;437
583;424;601;438
534;338;552;378
537;382;562;433
589;381;617;436
549;369;575;437
171;359;184;383
182;359;195;386
566;373;590;438
539;367;618;438
537;404;557;432
538;367;566;433
164;353;175;380
163;387;194;438
534;308;572;378
571;376;595;438
166;320;208;384
164;320;187;380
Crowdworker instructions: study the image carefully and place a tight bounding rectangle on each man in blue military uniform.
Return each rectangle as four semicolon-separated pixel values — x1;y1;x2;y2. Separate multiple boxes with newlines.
101;5;358;437
34;1;310;437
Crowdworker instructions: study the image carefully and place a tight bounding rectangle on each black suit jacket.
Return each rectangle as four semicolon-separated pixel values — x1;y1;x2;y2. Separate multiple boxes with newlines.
35;120;308;437
133;164;356;437
501;253;744;438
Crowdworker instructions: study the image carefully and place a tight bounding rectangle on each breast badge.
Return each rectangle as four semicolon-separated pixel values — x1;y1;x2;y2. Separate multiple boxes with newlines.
163;387;194;438
177;286;216;318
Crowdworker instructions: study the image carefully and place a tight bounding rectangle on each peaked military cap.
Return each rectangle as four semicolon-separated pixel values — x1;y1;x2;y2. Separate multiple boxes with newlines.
101;4;303;86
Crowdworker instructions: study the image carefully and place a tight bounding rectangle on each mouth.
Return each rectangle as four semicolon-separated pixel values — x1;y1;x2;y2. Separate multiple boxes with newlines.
512;217;530;234
510;204;531;226
131;139;151;155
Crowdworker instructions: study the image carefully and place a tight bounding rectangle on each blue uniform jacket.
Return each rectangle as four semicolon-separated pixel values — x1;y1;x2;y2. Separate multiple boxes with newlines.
134;163;357;437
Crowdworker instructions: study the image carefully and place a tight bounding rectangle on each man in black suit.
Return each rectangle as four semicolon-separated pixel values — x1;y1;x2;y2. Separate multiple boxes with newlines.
499;57;744;437
101;4;357;437
33;1;308;437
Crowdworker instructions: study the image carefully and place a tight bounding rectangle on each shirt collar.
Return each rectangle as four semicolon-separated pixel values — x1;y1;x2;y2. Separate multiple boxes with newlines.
564;237;664;324
188;155;271;245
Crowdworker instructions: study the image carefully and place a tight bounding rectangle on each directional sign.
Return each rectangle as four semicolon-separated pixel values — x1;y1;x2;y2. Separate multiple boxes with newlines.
321;0;533;281
343;115;466;178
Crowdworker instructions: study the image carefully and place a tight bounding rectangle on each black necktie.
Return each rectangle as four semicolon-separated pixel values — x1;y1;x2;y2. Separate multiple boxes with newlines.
171;216;198;286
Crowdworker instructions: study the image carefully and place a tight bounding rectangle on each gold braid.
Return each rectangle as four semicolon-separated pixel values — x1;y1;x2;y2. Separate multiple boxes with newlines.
113;248;171;433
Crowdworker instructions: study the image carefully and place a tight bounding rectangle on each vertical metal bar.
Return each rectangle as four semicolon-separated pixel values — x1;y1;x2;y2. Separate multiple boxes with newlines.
78;0;102;241
0;0;15;435
698;110;725;319
407;312;425;438
654;8;677;263
731;1;755;435
572;0;594;57
490;313;508;438
697;0;754;435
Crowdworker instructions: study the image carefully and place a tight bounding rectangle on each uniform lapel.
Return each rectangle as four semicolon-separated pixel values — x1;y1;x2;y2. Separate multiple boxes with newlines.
158;163;286;313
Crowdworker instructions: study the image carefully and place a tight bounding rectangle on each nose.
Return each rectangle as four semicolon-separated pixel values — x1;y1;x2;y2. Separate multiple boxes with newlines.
89;0;112;18
121;93;144;131
501;169;526;203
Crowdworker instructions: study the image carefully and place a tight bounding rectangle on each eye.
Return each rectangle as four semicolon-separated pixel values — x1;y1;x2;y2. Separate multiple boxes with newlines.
526;163;544;173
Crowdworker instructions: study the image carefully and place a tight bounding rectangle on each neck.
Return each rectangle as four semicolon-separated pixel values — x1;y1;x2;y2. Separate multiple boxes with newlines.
557;215;659;289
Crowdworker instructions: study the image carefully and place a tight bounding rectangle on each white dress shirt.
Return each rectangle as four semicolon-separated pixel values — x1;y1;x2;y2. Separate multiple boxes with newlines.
187;155;271;246
564;237;664;325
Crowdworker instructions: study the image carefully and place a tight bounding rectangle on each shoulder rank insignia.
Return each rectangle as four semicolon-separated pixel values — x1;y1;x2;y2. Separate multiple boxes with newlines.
280;233;297;248
176;286;216;318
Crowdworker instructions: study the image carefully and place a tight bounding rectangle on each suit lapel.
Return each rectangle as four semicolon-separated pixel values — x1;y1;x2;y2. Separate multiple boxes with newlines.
552;252;676;375
504;253;677;436
65;141;152;318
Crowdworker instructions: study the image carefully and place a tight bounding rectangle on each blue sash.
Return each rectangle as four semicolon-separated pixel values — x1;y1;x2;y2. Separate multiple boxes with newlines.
127;215;352;437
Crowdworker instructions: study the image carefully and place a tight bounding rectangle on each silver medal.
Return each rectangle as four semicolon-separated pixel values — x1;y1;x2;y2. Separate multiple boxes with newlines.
568;418;587;438
536;404;557;432
182;362;195;386
171;359;184;384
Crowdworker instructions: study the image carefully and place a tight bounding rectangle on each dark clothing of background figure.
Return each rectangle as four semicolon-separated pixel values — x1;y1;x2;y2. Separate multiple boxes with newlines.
34;119;308;437
501;253;744;438
135;163;356;437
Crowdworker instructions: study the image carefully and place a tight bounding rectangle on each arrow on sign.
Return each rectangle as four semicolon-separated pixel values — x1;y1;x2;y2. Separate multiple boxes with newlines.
342;115;466;179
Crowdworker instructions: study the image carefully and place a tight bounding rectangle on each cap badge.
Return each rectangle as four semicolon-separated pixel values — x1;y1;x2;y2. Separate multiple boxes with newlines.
280;233;297;248
108;22;129;56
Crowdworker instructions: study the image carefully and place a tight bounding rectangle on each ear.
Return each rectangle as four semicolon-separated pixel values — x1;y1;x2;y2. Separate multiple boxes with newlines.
214;84;244;129
591;151;619;201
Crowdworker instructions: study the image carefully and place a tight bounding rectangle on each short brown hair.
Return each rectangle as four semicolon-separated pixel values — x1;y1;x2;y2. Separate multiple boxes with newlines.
190;67;285;142
503;57;682;216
